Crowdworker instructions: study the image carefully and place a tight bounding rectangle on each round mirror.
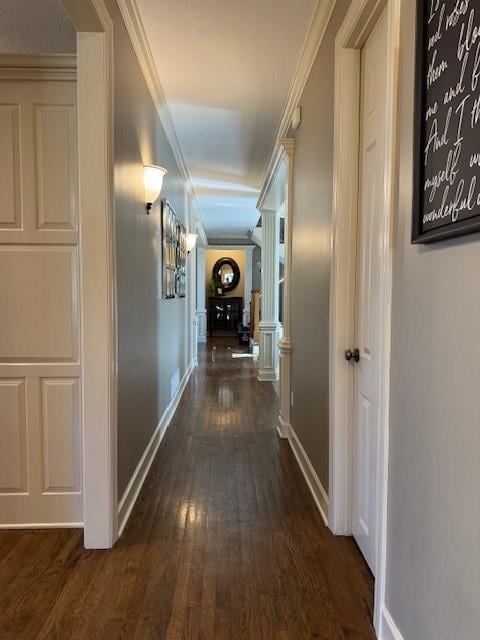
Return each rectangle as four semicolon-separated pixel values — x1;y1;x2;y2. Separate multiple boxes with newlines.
219;263;234;285
212;257;240;294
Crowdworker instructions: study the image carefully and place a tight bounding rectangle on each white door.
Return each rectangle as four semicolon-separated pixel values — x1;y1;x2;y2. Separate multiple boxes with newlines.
0;71;82;526
352;7;388;574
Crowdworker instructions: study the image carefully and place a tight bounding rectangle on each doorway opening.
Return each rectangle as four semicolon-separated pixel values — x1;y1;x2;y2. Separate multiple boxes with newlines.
205;247;255;344
329;0;400;633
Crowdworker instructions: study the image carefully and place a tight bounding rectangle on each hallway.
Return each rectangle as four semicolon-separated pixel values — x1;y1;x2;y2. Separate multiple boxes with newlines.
2;0;480;636
0;339;374;640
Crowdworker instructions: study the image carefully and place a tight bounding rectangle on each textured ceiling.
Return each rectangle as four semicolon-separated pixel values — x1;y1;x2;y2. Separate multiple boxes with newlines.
0;0;75;54
136;0;316;238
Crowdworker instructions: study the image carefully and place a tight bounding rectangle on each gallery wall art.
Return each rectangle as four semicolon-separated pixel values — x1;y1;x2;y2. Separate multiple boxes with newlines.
161;199;187;299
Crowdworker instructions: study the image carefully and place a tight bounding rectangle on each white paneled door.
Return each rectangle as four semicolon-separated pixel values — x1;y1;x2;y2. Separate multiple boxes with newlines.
0;73;82;526
352;7;388;574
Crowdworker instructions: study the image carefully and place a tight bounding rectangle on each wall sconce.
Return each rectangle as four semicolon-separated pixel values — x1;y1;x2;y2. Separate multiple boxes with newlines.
186;233;198;254
143;164;167;213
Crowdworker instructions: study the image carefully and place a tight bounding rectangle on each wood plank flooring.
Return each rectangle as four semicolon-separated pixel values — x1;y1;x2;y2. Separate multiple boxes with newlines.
0;338;375;639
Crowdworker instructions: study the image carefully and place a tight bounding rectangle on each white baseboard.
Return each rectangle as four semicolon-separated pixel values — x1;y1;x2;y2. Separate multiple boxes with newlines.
276;425;287;439
287;425;329;526
380;608;404;640
118;359;195;535
0;522;83;529
276;415;290;439
258;370;279;382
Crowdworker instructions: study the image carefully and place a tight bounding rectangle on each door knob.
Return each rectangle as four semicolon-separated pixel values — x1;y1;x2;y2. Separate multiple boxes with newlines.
345;348;360;363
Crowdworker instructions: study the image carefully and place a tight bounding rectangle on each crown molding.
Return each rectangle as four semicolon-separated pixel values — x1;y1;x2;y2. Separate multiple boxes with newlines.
279;137;295;157
257;142;286;211
256;0;337;211
257;141;293;212
0;54;76;81
116;0;207;243
276;0;337;140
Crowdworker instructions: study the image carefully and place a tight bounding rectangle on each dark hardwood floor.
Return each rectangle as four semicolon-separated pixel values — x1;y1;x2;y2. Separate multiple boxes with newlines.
0;338;375;639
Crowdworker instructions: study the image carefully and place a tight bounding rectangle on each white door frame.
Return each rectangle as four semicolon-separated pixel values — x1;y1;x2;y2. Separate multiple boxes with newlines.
62;0;118;549
328;0;400;632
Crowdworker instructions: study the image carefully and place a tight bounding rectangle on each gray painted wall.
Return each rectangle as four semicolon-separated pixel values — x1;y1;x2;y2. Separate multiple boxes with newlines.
105;0;191;498
0;0;76;54
290;0;351;492
385;0;480;635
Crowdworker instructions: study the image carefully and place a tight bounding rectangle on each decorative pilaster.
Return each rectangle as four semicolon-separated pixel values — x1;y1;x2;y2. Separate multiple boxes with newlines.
196;247;207;343
192;314;199;363
258;208;280;381
277;138;295;437
243;246;254;326
190;248;199;366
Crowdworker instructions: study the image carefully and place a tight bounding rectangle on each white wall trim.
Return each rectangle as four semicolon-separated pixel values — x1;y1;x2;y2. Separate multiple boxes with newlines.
287;425;329;526
196;310;207;343
258;321;280;381
257;142;286;212
195;246;207;342
0;54;76;81
277;139;294;438
257;370;279;382
63;0;119;550
258;208;280;381
257;0;337;211
116;0;207;243
276;416;290;439
329;0;400;633
380;608;404;640
117;360;195;536
0;522;83;530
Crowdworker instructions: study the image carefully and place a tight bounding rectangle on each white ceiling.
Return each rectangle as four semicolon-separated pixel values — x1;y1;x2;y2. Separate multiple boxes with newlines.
136;0;317;239
0;0;75;54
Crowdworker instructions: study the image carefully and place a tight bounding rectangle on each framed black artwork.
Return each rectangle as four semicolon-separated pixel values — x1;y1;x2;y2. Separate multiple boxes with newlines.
412;0;480;243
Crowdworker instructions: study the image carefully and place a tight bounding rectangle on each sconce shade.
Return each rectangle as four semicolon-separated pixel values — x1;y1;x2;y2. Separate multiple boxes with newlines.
144;165;167;210
186;233;198;253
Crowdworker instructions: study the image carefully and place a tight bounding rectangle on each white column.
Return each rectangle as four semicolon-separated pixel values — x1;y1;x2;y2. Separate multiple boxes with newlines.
190;248;198;366
277;138;295;437
258;208;280;381
185;199;196;368
243;246;254;326
196;246;207;342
